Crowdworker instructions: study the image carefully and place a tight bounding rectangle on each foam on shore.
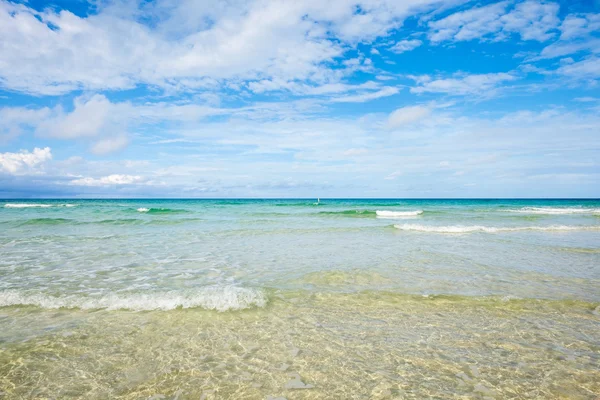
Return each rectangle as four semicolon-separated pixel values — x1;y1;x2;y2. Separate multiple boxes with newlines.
0;286;267;312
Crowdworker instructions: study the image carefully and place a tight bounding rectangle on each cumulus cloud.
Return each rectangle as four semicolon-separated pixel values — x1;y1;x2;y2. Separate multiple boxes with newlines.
428;1;559;43
388;106;431;128
0;0;446;96
0;147;52;175
0;0;598;198
559;14;600;41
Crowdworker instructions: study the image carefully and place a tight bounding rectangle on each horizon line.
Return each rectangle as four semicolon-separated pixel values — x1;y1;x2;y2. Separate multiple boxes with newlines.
1;197;599;201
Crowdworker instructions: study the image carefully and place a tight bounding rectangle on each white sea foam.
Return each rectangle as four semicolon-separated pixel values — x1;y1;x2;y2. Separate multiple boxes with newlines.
137;207;150;212
507;207;600;215
393;224;598;233
4;203;52;208
376;210;423;218
0;286;267;312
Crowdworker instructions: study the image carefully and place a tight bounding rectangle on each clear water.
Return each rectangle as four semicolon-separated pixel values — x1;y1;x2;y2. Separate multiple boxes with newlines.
1;199;599;398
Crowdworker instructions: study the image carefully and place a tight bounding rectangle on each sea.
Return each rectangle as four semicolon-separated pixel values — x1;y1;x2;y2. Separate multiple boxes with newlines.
1;199;599;399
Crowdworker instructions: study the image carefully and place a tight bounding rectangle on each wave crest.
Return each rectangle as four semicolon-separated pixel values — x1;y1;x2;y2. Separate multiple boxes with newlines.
4;203;52;208
0;286;267;312
393;224;599;233
136;207;188;214
4;203;76;208
376;210;423;218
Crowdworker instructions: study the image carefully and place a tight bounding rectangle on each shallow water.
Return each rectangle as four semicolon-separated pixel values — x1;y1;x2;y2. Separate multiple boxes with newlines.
1;199;599;398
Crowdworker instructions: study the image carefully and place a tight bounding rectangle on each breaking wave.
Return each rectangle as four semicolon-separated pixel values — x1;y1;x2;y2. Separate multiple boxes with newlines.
135;207;188;214
4;203;76;208
4;203;52;208
317;209;424;218
393;224;600;233
0;286;267;312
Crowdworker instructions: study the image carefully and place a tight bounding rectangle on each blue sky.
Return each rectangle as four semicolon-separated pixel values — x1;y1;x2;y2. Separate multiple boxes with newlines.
0;0;599;198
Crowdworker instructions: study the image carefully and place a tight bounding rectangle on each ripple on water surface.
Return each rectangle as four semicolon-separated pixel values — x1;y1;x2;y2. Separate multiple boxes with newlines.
0;293;598;399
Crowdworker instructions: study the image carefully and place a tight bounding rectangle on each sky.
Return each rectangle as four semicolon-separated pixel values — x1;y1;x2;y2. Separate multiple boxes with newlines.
0;0;599;198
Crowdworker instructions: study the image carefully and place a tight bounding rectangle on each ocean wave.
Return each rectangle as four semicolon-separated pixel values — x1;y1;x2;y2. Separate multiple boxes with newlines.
507;207;600;215
318;210;376;217
393;224;599;233
4;203;52;208
0;286;267;312
10;218;203;227
98;218;145;225
376;210;423;218
135;207;188;214
4;203;76;208
19;218;74;226
317;209;424;218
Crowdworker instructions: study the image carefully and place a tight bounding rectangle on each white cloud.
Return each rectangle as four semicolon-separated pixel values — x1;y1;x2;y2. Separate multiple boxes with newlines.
0;107;51;140
428;2;509;42
2;107;599;197
0;94;230;154
247;80;381;96
537;39;600;60
36;95;112;139
390;39;422;53
388;105;430;128
410;72;517;95
556;56;600;80
559;14;600;41
0;147;52;175
531;13;600;62
330;87;400;103
91;136;129;155
70;174;144;186
428;1;559;43
0;0;446;96
499;1;560;41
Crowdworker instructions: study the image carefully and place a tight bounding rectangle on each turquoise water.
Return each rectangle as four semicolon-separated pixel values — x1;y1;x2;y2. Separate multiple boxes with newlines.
1;199;599;398
2;199;599;306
